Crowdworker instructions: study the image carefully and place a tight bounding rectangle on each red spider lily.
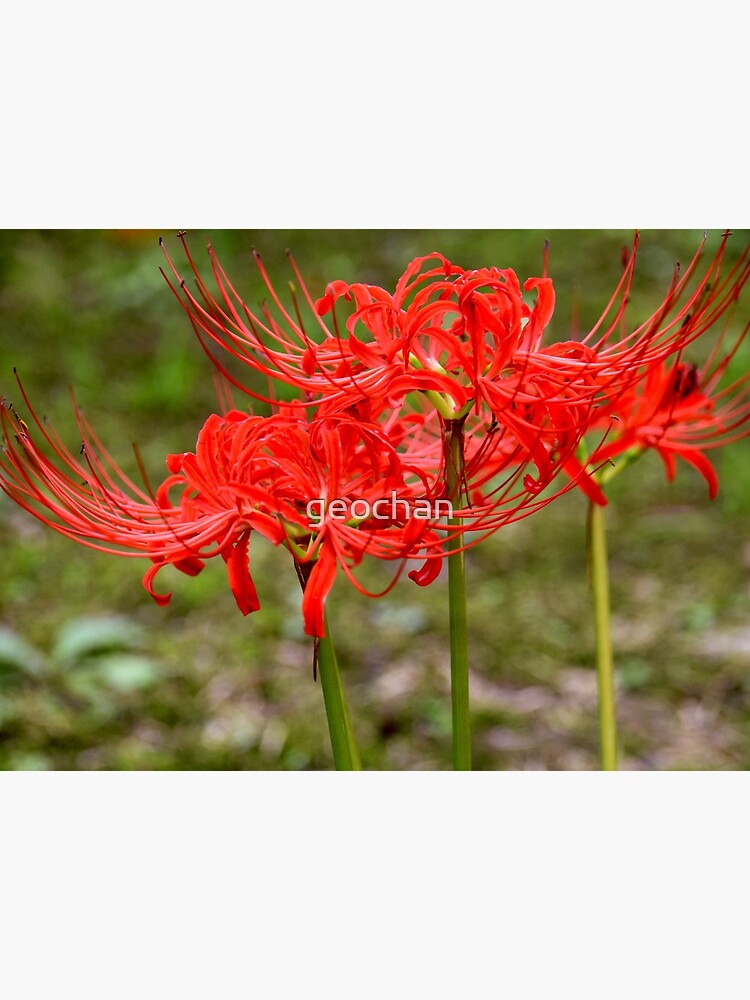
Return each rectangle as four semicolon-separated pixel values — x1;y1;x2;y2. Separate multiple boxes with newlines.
0;379;453;638
160;407;455;636
161;239;599;450
158;232;748;515
159;232;748;421
558;239;750;495
583;346;750;498
161;239;607;499
160;238;553;411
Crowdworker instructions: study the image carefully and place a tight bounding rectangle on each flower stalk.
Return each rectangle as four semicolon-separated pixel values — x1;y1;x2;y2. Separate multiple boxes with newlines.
445;418;472;770
316;615;362;770
587;498;618;770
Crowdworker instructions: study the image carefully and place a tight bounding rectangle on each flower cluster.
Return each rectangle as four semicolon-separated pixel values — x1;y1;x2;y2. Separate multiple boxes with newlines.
1;233;748;637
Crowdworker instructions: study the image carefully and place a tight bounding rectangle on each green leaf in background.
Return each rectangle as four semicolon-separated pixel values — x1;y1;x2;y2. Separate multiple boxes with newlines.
51;616;145;664
95;654;161;693
0;626;47;683
63;654;161;711
7;752;51;771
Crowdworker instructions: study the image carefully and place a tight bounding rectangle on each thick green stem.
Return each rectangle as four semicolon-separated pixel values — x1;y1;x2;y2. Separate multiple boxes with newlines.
446;420;471;770
317;614;362;771
587;500;618;771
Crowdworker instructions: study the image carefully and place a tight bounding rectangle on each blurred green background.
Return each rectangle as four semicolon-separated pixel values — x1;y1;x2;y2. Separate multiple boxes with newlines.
0;229;748;770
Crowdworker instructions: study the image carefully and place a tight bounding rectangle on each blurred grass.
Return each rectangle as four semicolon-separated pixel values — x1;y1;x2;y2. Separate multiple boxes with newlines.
0;228;748;770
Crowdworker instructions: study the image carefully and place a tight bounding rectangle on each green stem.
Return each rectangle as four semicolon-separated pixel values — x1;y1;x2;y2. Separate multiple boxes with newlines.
317;614;362;771
587;500;618;771
446;420;471;770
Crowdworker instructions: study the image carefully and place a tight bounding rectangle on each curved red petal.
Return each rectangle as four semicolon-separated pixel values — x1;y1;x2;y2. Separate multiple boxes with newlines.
676;449;720;499
408;556;443;587
223;531;260;616
173;555;205;577
301;545;338;638
142;562;173;607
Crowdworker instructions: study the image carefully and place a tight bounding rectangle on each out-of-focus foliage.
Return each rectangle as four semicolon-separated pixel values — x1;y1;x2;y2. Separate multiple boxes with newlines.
0;229;748;769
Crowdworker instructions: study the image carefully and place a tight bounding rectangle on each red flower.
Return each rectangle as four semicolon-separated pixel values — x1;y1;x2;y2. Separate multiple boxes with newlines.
162;239;592;435
161;240;554;413
160;239;611;501
160;232;747;416
586;346;750;498
0;379;452;637
159;232;748;516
